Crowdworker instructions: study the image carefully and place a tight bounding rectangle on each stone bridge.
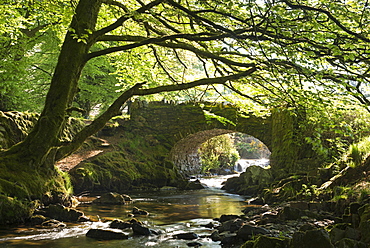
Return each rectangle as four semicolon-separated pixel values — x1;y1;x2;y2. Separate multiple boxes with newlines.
128;101;314;176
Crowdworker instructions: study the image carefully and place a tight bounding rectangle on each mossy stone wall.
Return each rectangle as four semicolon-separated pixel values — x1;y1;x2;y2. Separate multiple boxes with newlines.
128;101;273;175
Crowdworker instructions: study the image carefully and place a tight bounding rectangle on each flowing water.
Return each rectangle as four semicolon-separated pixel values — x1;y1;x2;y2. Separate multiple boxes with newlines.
0;174;252;248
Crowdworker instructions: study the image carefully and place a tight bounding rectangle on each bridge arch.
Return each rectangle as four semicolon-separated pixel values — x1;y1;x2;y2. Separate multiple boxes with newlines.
169;129;270;175
129;100;307;177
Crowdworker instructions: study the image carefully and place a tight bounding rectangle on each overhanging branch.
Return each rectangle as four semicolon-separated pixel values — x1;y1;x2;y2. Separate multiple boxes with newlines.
55;67;256;160
133;67;257;95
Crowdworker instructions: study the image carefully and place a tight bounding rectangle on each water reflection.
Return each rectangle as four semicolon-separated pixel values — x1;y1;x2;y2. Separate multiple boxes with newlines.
0;175;246;247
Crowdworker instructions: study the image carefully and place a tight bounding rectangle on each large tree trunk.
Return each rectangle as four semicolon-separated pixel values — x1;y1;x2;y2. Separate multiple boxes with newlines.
0;0;102;201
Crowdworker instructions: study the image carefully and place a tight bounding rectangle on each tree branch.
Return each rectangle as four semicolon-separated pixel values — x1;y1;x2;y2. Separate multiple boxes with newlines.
55;67;256;160
133;67;257;95
55;82;146;160
282;0;370;43
92;0;165;39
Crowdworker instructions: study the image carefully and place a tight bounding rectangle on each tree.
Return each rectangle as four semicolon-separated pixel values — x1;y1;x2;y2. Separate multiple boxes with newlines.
2;0;370;223
0;0;256;206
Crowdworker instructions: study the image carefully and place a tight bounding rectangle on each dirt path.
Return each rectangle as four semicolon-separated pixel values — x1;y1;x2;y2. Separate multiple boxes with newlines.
56;134;120;172
56;149;105;172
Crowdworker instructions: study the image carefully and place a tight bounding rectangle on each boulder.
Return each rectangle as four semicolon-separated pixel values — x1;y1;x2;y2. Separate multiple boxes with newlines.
278;206;317;221
343;226;361;241
334;238;367;248
219;214;240;223
132;206;149;215
173;232;198;240
291;229;334;248
219;218;245;232
38;204;85;222
358;204;370;243
93;192;125;205
237;224;269;241
220;233;241;246
132;222;151;236
122;194;132;202
110;219;132;229
241;235;290;248
41;219;66;228
210;230;221;241
28;215;47;226
186;180;205;190
187;241;203;247
240;165;272;186
86;229;128;240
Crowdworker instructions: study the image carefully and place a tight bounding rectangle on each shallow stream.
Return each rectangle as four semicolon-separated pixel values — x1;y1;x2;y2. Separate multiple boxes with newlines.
0;174;251;247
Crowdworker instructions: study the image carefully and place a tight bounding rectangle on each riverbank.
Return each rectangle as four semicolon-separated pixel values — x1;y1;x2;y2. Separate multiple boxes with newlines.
1;172;369;248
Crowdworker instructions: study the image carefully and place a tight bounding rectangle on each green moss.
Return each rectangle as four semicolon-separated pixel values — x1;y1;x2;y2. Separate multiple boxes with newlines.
0;178;30;199
69;133;183;193
241;236;290;248
0;195;38;225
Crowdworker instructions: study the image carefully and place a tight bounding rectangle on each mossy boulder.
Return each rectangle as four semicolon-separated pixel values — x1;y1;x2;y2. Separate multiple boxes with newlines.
37;204;85;222
241;236;290;248
334;238;367;248
93;192;126;205
222;166;272;195
358;204;370;244
69;131;184;193
0;195;38;225
291;229;334;248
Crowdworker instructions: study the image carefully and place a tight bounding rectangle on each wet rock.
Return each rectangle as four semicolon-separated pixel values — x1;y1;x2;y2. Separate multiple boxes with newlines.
186;180;205;190
110;219;132;229
334;238;367;248
77;215;90;222
93;192;125;205
200;222;216;229
242;205;265;215
247;197;265;205
237;224;269;241
219;214;240;223
173;232;198;240
132;206;149;215
210;230;221;241
291;229;334;248
187;241;202;247
86;229;128;240
38;204;85;222
219;218;245;232
41;219;66;228
28;215;47;226
132;222;151;236
122;194;132;202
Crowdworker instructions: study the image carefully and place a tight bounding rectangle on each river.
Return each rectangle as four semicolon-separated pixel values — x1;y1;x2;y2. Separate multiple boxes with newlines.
0;174;253;247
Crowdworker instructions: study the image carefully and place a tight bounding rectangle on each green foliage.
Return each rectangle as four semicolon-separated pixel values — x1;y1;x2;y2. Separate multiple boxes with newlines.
198;134;240;173
346;136;370;167
0;1;72;112
234;133;270;159
302;104;370;163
